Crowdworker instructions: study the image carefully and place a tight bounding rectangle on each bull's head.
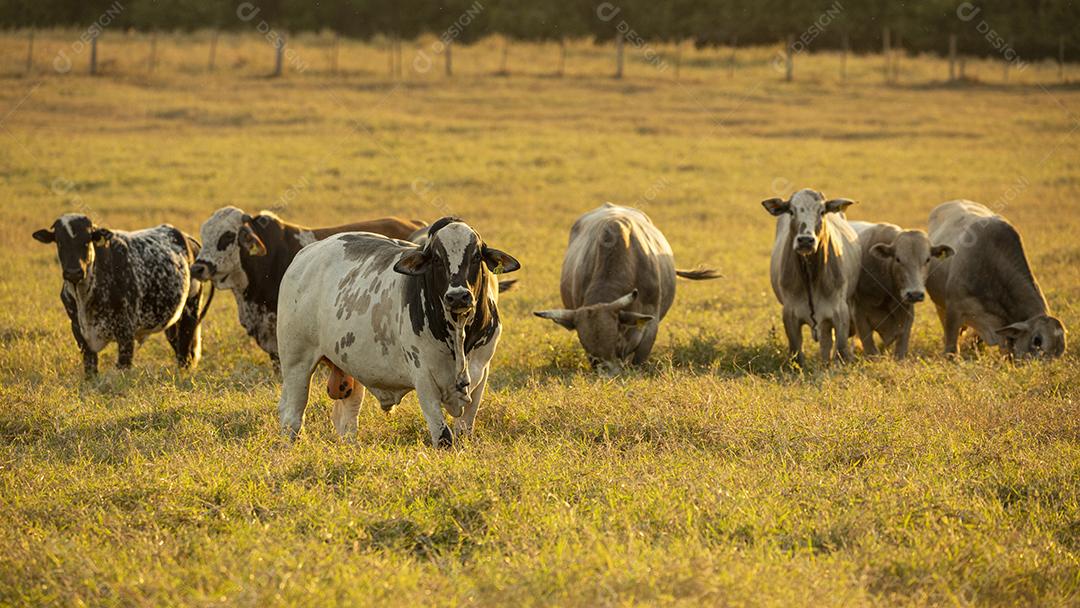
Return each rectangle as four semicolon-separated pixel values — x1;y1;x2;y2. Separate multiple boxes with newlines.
869;229;953;304
191;206;271;290
534;289;654;376
33;214;113;285
996;315;1067;359
394;217;519;324
762;189;855;256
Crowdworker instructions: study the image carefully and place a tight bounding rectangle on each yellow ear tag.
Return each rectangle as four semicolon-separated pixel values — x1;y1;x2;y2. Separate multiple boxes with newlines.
635;317;650;329
492;262;504;275
247;243;261;255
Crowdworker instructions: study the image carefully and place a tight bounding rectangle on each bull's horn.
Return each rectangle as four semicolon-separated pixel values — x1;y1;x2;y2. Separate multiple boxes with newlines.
610;290;638;309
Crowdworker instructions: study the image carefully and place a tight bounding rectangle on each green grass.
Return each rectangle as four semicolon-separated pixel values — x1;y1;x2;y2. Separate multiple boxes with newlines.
1;35;1079;606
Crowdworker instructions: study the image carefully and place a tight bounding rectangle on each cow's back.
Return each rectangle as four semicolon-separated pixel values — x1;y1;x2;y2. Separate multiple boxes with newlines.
312;217;426;242
562;204;676;318
119;225;192;333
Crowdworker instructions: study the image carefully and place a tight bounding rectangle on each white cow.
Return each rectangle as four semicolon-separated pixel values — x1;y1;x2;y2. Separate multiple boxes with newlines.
762;188;861;365
275;218;520;447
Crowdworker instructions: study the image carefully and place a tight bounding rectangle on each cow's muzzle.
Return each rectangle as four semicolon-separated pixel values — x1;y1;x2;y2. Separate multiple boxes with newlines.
903;290;925;303
190;260;215;281
63;268;85;283
795;236;816;255
444;290;475;316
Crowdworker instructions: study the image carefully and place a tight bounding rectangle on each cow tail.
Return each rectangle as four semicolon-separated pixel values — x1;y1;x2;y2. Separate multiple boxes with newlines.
197;282;215;323
675;267;723;280
185;234;215;323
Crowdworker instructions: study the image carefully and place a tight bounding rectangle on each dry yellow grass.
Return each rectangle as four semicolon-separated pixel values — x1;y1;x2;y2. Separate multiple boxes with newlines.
0;32;1078;606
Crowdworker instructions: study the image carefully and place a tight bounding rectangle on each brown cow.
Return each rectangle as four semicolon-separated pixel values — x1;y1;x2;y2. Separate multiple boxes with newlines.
850;221;953;359
926;200;1066;358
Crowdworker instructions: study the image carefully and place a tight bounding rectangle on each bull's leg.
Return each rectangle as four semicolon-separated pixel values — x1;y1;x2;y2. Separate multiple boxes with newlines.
942;307;962;357
631;323;659;366
855;312;879;357
277;351;319;440
415;380;452;448
894;311;914;361
781;307;804;368
331;388;367;438
61;290;97;377
117;331;135;369
818;318;836;363
166;291;204;369
834;309;854;363
454;365;489;438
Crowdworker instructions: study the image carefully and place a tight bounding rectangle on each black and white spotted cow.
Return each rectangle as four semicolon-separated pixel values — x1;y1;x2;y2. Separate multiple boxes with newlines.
275;217;520;447
33;214;213;376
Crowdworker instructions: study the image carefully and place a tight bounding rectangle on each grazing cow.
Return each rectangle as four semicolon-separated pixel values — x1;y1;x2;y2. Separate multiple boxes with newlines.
533;203;720;374
762;189;861;366
926;200;1066;358
849;221;953;359
275;217;520;446
33;214;212;376
190;207;426;367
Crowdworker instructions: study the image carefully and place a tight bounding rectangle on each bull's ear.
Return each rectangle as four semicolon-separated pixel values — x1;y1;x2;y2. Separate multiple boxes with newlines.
238;224;267;256
32;228;55;243
931;245;954;259
482;247;520;275
618;310;654;328
91;228;113;245
534;309;576;330
761;198;790;216
995;322;1029;342
870;243;894;260
393;249;430;275
824;198;856;214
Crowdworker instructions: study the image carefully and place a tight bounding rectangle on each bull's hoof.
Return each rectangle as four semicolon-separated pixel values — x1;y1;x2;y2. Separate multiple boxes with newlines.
437;426;453;448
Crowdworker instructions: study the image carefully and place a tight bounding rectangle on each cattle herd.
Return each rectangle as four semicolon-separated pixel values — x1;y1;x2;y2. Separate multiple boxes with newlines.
33;190;1067;446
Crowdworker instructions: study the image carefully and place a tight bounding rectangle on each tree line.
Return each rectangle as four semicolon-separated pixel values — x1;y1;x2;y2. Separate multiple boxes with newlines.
1;0;1076;62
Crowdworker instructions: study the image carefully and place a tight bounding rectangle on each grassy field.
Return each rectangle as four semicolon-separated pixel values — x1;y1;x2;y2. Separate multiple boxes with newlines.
1;33;1079;606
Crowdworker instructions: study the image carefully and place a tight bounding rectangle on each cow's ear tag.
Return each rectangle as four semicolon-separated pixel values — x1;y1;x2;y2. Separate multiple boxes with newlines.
247;242;261;256
492;262;504;275
635;317;650;329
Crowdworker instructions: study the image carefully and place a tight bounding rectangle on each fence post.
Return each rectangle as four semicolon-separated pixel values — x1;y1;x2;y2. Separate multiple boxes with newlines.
148;32;157;73
673;40;682;81
785;35;794;82
208;31;218;71
445;39;452;77
614;31;624;79
395;36;403;78
1060;35;1066;82
26;30;34;74
89;30;99;75
840;32;848;81
729;36;737;79
893;32;902;81
882;27;891;83
499;37;510;75
272;33;284;77
948;33;957;82
557;37;566;77
331;32;339;75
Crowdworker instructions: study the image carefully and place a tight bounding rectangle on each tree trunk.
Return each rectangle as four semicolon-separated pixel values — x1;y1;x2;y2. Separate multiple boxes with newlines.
25;30;34;74
614;32;624;79
272;34;284;77
882;27;891;83
785;35;794;82
557;37;566;77
208;31;218;71
729;36;737;79
445;39;452;77
89;32;98;75
948;34;957;82
840;32;848;81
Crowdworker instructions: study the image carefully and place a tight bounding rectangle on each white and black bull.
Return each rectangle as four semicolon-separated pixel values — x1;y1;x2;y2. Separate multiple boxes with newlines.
275;218;520;447
33;214;213;376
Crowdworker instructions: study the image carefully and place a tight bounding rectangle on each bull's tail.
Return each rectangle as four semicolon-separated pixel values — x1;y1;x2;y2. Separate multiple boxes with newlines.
675;267;723;280
197;282;215;323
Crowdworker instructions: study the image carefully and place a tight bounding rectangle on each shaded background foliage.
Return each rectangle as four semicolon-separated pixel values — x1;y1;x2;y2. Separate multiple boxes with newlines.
0;0;1076;60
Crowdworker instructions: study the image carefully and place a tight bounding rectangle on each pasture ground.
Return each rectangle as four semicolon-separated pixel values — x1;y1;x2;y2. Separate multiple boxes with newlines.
1;35;1079;606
